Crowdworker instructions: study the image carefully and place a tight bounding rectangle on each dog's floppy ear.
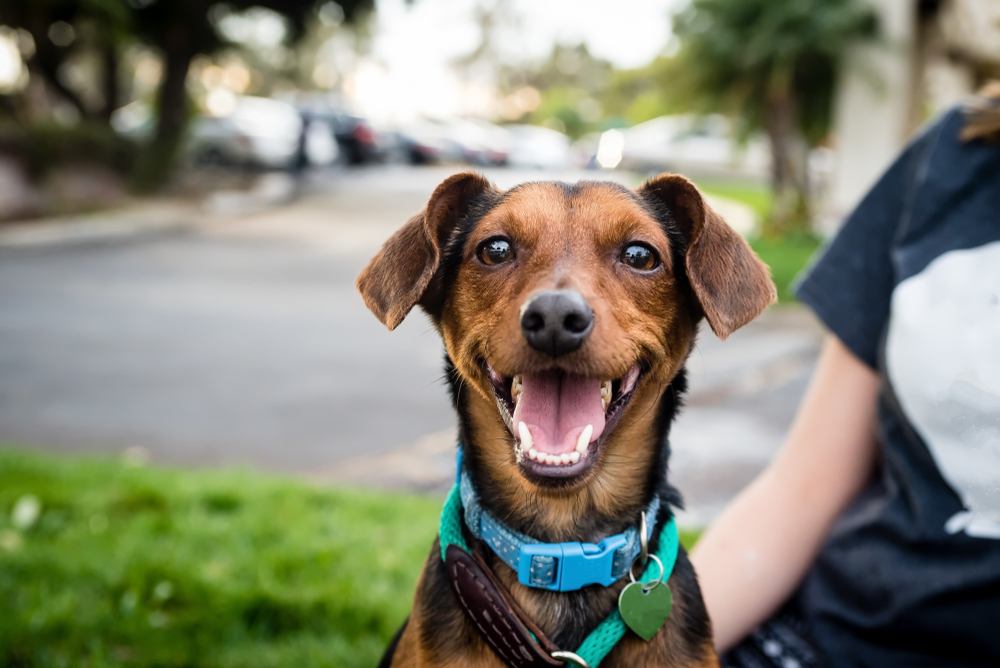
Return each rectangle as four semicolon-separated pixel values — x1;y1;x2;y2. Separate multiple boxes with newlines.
639;173;776;339
357;172;494;330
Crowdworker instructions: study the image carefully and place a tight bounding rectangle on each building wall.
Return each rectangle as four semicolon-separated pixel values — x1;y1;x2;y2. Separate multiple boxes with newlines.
822;0;1000;235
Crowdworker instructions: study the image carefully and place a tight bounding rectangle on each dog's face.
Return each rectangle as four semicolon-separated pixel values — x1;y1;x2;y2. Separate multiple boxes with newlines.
358;173;774;495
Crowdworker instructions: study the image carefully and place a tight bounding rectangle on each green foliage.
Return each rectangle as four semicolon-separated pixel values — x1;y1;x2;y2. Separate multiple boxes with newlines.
0;448;704;667
529;86;594;139
673;0;879;145
602;56;690;126
0;120;138;179
1;0;375;189
508;47;693;137
502;44;614;138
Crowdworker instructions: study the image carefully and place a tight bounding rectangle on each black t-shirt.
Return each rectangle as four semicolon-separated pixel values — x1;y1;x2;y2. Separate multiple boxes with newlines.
793;104;1000;666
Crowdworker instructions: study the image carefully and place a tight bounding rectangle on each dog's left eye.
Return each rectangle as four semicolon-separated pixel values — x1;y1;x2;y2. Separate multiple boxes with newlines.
476;237;515;266
620;243;660;271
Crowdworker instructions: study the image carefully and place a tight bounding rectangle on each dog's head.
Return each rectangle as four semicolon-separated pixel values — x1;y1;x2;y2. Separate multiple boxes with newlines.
358;172;774;498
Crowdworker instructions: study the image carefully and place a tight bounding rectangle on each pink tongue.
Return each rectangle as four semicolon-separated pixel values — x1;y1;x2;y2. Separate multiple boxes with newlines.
512;372;606;454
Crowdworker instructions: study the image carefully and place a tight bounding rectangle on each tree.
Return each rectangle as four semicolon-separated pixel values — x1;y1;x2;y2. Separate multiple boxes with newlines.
0;0;131;123
1;0;373;186
129;0;372;186
602;56;688;127
673;0;878;234
498;43;615;138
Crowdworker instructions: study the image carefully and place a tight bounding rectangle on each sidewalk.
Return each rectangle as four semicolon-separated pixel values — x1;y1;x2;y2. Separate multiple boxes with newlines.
0;200;198;248
0;172;305;249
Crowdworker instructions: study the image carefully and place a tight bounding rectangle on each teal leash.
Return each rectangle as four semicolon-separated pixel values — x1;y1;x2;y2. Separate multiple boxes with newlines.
438;484;679;667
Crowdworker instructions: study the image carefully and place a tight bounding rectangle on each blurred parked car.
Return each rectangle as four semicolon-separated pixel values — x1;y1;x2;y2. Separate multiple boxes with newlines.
189;96;303;170
394;118;465;164
286;93;393;166
614;115;770;178
301;113;341;167
449;119;510;166
572;132;603;169
113;96;337;170
328;112;392;165
505;125;572;170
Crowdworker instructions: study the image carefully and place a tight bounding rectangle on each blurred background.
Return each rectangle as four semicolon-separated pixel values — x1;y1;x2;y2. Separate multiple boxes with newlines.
1;0;998;666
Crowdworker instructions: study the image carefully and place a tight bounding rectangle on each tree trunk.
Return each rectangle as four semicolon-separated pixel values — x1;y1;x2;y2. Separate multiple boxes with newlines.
99;41;120;122
763;84;810;237
136;32;195;190
154;49;193;148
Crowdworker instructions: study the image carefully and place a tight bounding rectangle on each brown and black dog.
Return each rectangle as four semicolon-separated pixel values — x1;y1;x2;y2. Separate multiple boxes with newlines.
357;172;775;667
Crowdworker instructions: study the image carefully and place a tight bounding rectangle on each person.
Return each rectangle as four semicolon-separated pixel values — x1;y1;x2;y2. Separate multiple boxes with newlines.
691;84;1000;667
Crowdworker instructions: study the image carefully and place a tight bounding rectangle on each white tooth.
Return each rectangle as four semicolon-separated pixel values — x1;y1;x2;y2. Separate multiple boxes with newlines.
518;422;533;451
569;451;580;464
546;454;558;466
512;375;522;403
601;381;611;411
528;448;540;461
560;453;571;465
576;425;593;453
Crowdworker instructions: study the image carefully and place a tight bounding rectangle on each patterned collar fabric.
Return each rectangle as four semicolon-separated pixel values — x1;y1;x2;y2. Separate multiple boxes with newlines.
458;468;660;592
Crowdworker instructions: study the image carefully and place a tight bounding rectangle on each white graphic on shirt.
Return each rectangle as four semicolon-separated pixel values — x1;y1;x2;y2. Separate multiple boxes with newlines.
886;240;1000;540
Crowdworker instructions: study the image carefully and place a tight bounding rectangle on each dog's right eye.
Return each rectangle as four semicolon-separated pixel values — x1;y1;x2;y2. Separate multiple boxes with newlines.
476;237;515;266
620;243;660;271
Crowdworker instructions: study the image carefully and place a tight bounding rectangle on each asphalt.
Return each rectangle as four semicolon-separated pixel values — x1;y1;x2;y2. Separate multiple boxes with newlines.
0;165;823;524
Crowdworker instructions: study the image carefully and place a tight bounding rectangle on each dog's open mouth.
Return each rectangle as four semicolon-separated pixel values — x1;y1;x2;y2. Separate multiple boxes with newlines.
484;361;644;481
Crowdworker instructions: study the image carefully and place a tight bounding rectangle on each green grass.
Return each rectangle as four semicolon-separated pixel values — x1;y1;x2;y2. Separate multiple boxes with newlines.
749;233;822;304
698;179;774;223
0;448;701;668
0;448;439;668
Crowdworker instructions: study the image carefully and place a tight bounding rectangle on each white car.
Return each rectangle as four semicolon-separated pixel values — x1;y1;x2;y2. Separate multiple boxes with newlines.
189;96;303;170
113;96;338;169
445;118;511;166
505;125;572;170
617;115;770;178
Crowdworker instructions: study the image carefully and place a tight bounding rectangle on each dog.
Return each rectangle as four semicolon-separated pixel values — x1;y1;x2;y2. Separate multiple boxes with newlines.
357;172;775;667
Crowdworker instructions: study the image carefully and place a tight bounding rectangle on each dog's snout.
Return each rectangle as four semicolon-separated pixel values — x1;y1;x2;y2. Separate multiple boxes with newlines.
520;290;594;357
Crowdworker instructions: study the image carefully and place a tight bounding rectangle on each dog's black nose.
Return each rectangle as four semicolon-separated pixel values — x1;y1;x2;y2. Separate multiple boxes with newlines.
520;290;594;357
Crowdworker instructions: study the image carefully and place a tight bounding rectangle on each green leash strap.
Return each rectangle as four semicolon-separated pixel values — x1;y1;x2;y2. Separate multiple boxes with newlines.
438;483;679;667
439;484;470;560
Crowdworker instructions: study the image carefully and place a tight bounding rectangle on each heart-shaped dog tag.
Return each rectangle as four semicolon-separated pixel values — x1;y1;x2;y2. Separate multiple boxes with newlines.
618;581;672;641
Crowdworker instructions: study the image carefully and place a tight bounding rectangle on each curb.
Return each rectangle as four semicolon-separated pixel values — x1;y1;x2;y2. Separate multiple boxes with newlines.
0;173;303;249
0;202;201;249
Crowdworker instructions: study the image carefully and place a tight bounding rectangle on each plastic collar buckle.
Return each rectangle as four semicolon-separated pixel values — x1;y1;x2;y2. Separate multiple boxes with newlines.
517;534;628;592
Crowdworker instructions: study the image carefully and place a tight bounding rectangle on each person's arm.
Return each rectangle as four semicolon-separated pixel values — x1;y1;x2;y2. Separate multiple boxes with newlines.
691;336;880;652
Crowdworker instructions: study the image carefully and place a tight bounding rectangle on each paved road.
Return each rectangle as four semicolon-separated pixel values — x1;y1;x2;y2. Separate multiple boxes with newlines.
0;166;823;523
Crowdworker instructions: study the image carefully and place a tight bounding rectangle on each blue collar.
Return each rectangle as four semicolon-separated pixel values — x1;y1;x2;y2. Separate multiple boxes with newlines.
457;465;661;592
